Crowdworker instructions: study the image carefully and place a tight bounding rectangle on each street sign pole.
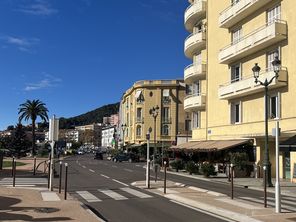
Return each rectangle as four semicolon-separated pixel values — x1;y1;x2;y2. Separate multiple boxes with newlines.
49;115;59;191
275;119;281;213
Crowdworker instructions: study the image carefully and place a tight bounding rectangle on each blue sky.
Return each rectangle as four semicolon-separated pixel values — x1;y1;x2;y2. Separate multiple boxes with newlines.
0;0;189;130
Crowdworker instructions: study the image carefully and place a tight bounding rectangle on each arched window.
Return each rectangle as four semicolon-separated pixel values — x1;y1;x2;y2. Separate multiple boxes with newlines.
136;125;142;136
162;125;169;136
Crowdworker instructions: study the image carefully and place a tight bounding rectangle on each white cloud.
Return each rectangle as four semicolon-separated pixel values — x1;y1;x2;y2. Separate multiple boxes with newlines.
1;35;40;52
24;74;62;91
17;0;58;16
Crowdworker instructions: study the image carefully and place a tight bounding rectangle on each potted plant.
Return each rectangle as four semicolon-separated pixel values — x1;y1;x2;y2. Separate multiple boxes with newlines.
200;162;216;177
170;159;184;172
185;161;199;175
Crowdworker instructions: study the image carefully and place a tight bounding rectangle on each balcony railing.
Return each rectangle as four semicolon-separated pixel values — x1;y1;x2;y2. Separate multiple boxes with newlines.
218;67;288;100
184;93;206;111
184;30;206;58
162;117;172;124
219;20;287;64
184;0;207;32
135;117;144;124
184;63;206;83
219;0;273;28
162;97;171;104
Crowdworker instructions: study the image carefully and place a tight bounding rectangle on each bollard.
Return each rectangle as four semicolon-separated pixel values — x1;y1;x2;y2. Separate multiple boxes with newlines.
148;160;151;189
164;161;167;194
230;163;234;199
155;164;158;183
47;160;51;189
11;157;15;177
228;164;231;182
59;161;63;194
33;157;36;175
13;161;16;187
263;166;267;208
64;163;68;200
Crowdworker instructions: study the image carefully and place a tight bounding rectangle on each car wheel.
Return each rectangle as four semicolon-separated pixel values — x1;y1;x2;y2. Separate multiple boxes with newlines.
128;158;132;163
114;158;117;162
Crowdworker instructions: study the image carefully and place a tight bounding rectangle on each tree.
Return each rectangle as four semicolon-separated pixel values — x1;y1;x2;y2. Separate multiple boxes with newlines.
7;125;14;131
9;124;31;158
18;99;49;155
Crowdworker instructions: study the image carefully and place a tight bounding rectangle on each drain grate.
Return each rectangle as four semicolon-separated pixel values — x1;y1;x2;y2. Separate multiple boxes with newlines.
34;207;59;213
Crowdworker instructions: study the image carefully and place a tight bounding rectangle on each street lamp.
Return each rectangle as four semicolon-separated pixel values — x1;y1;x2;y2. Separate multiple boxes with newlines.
121;124;127;150
252;56;281;187
149;105;159;165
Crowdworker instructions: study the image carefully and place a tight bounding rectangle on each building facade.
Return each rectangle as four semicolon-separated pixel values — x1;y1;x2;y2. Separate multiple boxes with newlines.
120;79;188;147
184;0;296;180
101;126;116;148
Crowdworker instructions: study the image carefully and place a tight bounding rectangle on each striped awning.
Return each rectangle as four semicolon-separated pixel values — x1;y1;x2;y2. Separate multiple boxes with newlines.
170;139;252;152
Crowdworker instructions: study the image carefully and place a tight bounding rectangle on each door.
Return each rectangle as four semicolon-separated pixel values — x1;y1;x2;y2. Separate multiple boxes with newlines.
284;152;291;179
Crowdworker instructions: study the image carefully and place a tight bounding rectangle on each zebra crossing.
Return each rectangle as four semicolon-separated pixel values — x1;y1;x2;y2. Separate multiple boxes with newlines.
74;187;153;203
240;195;296;212
0;177;47;186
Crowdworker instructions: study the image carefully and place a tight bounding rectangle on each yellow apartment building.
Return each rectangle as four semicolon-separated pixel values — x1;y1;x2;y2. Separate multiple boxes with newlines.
183;0;296;180
119;80;189;149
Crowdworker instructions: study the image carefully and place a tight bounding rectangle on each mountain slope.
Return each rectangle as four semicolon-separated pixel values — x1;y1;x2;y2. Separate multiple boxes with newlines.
59;102;119;129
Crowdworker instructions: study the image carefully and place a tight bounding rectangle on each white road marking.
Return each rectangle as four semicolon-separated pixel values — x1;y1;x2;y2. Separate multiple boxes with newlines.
41;191;60;201
112;179;129;187
157;188;179;194
82;166;86;168
188;186;208;193
174;182;185;187
124;168;133;172
76;191;101;203
136;165;142;167
112;165;118;168
120;187;152;199
100;174;110;179
98;189;128;200
89;169;95;173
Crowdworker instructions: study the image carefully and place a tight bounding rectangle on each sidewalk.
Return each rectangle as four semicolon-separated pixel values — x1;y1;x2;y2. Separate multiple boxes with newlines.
133;179;296;222
0;186;101;222
164;170;296;197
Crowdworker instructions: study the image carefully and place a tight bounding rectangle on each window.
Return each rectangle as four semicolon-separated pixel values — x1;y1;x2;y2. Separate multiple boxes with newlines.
136;108;142;122
192;112;199;129
269;93;280;119
162;89;170;104
136;125;142;136
126;128;129;137
186;84;192;95
162;125;169;136
185;119;192;131
231;64;241;83
232;27;242;44
231;102;241;124
267;5;281;24
135;90;144;103
267;49;280;71
192;81;200;95
162;107;170;123
126;98;129;109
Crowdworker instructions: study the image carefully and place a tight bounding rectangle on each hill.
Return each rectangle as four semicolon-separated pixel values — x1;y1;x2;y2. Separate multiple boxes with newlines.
59;102;120;129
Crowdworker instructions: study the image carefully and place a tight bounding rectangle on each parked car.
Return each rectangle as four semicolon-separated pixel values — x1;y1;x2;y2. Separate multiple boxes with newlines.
94;152;103;160
77;149;84;155
112;153;139;163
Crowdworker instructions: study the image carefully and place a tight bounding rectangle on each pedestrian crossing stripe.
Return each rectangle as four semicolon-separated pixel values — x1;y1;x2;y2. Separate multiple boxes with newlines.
75;188;153;202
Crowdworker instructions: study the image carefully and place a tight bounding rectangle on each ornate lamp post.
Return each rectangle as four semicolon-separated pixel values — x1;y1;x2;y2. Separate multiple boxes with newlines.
121;124;127;150
149;105;159;165
252;56;281;187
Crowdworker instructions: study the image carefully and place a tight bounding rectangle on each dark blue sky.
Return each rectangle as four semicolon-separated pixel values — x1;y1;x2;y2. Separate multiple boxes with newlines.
0;0;189;129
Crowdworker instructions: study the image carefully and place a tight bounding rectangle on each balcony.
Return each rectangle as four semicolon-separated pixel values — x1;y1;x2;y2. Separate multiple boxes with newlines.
218;67;288;100
185;0;207;32
184;63;206;83
135;117;144;124
184;93;206;112
219;20;287;64
184;31;206;58
219;0;273;28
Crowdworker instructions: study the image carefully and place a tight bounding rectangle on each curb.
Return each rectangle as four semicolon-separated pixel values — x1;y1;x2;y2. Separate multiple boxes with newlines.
80;203;108;222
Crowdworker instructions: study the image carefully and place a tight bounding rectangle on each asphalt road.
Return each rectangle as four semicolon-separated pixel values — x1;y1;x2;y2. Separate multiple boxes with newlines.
55;155;229;222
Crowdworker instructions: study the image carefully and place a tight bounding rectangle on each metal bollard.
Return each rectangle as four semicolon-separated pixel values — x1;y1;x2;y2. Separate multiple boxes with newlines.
263;166;267;208
13;161;16;187
33;157;36;175
230;163;234;199
164;161;167;194
64;163;68;200
59;161;63;194
148;160;151;189
12;157;15;177
47;160;51;189
155;164;158;183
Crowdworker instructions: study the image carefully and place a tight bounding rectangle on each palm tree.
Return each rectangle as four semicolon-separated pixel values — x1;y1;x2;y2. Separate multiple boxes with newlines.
18;99;49;155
